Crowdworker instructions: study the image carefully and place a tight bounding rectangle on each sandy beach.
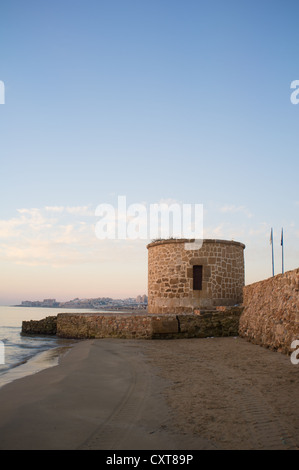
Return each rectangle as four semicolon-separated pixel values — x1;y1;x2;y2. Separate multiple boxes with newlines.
0;337;298;450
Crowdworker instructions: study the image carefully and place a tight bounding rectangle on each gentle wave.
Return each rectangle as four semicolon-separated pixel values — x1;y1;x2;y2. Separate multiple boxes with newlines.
0;305;94;387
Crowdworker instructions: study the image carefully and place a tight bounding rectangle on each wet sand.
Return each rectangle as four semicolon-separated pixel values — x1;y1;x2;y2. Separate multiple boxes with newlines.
0;337;298;450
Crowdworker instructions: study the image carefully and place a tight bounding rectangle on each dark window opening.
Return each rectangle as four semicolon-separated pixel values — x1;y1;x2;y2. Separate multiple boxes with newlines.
193;265;203;290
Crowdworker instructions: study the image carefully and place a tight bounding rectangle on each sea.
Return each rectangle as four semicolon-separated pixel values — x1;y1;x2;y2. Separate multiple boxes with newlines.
0;305;97;389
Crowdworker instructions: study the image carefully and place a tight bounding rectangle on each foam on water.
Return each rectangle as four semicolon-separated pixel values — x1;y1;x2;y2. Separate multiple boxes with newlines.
0;306;91;388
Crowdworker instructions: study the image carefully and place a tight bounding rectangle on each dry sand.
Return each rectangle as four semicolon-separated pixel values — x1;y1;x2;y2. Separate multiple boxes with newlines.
0;337;298;450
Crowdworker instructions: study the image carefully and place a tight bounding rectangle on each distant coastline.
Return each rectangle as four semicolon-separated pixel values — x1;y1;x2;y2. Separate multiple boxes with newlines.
14;295;148;311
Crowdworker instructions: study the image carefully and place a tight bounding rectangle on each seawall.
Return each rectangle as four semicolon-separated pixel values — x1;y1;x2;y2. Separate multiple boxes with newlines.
239;268;299;354
22;309;242;340
22;316;57;336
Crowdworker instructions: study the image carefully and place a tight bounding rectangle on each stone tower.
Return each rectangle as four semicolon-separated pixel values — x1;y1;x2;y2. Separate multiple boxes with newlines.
147;238;245;314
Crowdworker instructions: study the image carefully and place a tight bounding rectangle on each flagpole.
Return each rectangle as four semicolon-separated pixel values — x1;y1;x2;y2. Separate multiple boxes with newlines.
270;228;274;277
281;228;284;274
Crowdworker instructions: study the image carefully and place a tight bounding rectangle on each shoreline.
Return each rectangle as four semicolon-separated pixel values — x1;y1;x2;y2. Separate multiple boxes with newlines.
0;337;298;450
0;340;77;390
13;305;148;314
0;339;189;450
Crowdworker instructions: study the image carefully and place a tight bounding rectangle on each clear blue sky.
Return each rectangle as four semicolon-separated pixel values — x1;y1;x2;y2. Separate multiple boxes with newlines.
0;0;298;304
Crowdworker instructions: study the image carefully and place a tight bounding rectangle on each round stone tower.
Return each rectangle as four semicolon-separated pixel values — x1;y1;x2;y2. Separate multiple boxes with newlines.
147;238;245;314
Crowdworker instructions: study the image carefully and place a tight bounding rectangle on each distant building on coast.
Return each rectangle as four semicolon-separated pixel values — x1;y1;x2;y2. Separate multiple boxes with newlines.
18;296;148;310
136;294;148;304
21;299;58;308
41;299;57;307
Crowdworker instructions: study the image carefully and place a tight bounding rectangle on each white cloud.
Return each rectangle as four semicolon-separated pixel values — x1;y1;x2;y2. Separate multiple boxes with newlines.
44;205;94;216
0;205;147;267
0;218;23;238
220;204;253;218
45;206;64;213
0;207;94;266
65;206;94;216
203;224;225;238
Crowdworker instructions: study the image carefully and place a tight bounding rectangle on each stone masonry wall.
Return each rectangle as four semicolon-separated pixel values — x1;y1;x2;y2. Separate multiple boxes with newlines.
147;239;245;314
21;309;243;340
56;309;242;339
56;313;156;339
239;268;299;354
22;316;57;335
178;307;242;339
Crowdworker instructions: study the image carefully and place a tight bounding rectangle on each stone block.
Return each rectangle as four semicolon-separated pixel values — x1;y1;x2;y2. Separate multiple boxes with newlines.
151;316;179;335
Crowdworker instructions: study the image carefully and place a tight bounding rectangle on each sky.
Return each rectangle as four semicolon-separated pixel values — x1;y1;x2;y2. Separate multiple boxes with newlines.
0;0;298;304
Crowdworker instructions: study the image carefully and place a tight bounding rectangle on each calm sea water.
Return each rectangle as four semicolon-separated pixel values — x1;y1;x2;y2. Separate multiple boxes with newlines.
0;306;96;388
